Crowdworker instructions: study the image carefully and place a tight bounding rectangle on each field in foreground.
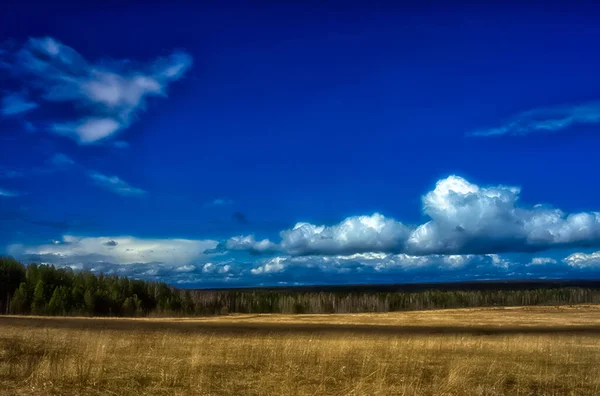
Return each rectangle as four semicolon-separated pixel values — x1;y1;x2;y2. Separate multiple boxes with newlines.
1;306;600;395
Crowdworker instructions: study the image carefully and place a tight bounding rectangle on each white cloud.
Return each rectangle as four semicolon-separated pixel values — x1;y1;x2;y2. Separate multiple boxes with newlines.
175;265;197;273
4;37;192;144
217;175;600;257
249;252;514;276
1;92;38;115
8;234;590;285
202;262;232;274
89;171;146;196
53;118;121;144
404;175;600;255
250;257;287;274
529;257;558;265
470;102;600;137
563;251;600;268
8;235;218;266
280;213;410;256
223;235;280;254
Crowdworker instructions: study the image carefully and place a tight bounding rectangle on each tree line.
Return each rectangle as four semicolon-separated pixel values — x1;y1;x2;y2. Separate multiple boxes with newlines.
0;257;184;316
2;256;600;316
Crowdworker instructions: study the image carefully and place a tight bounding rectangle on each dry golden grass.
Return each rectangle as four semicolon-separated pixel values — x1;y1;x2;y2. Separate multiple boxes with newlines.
1;306;600;395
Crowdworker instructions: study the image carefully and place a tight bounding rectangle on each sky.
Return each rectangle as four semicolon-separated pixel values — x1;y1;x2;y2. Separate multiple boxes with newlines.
2;1;600;287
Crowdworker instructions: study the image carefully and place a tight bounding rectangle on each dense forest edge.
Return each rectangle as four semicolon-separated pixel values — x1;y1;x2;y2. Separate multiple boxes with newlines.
2;256;600;317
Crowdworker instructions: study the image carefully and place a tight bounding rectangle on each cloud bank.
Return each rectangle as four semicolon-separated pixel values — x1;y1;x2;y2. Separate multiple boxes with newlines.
8;175;600;286
9;235;217;266
12;242;600;287
216;175;600;257
1;37;192;144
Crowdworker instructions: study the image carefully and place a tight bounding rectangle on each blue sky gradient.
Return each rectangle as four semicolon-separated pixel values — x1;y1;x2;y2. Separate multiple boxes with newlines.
2;1;600;287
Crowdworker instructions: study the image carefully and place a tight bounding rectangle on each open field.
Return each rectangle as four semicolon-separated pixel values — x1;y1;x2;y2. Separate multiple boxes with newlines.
2;306;600;395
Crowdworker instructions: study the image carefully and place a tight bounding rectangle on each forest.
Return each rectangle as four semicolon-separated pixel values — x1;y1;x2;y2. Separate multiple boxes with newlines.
2;256;600;316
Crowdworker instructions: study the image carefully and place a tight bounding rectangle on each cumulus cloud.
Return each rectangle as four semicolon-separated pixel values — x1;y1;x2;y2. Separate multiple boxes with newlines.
215;175;600;257
281;213;410;256
563;251;600;268
206;235;280;255
88;171;146;196
228;235;280;254
8;234;218;266
404;175;600;255
202;262;232;274
469;101;600;137
529;257;558;265
2;37;192;143
1;92;38;115
250;257;287;275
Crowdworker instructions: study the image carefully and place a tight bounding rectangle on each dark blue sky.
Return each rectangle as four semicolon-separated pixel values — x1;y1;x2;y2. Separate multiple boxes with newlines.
2;1;600;287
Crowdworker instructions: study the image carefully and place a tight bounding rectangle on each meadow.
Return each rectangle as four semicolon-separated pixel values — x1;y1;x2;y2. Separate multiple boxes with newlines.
1;305;600;395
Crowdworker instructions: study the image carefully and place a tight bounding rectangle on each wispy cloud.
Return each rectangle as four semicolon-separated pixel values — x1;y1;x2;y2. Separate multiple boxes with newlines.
23;120;36;132
0;152;75;180
50;153;75;167
1;92;38;116
0;151;139;198
1;37;192;144
204;198;234;207
0;188;20;197
469;102;600;137
88;171;146;196
0;169;24;179
53;154;144;198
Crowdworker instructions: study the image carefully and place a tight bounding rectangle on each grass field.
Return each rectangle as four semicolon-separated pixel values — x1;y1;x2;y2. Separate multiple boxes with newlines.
1;306;600;395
